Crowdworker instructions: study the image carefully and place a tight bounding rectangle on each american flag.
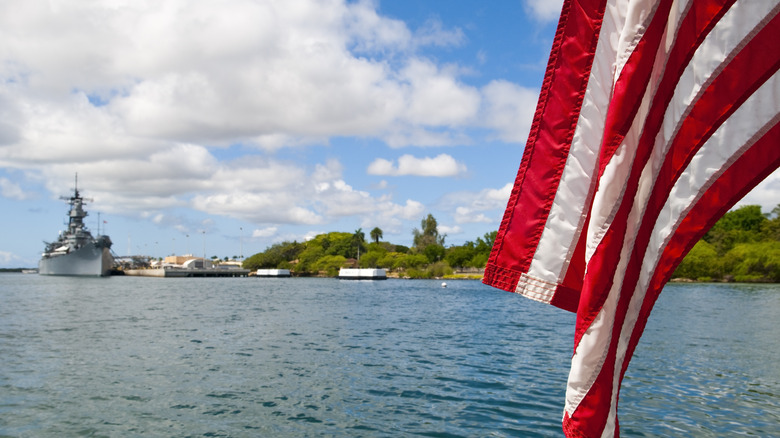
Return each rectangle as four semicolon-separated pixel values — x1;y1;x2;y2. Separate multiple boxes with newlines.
483;0;780;436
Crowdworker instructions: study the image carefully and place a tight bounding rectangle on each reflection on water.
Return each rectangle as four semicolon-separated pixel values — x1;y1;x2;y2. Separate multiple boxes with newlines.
622;283;780;437
1;276;778;436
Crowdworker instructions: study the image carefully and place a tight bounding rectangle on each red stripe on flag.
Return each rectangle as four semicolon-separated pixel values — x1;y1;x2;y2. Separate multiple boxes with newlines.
626;4;780;318
484;0;607;292
579;0;780;342
627;117;780;380
571;1;677;342
573;0;768;348
569;5;780;434
484;0;780;435
595;0;670;169
562;0;736;334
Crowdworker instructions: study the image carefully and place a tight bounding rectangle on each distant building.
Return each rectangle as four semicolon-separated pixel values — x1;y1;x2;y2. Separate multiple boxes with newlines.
164;255;199;265
182;258;214;269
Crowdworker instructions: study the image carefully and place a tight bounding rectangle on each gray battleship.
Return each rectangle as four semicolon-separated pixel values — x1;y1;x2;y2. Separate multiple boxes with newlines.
39;177;113;276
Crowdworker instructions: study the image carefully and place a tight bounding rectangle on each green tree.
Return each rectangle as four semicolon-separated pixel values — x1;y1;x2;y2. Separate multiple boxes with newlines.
358;250;384;268
673;240;721;280
394;253;428;270
460;230;498;268
405;261;453;279
366;241;394;253
296;245;325;273
370;227;383;244
394;244;410;254
353;228;366;259
412;213;446;269
674;204;780;282
760;203;780;241
445;243;476;269
243;240;304;270
422;243;445;263
475;231;497;255
772;204;780;219
318;232;353;258
290;231;364;272
704;205;767;255
358;244;388;268
413;213;445;248
377;252;405;270
722;241;780;282
427;261;453;278
315;255;348;276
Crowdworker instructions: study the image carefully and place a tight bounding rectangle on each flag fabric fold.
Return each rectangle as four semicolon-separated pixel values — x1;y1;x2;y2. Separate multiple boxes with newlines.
483;0;780;436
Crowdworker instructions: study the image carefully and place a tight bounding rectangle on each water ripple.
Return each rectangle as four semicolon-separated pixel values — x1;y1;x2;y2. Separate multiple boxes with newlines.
0;276;778;436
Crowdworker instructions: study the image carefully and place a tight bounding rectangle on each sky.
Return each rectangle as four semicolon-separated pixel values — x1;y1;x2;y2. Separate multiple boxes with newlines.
0;0;777;268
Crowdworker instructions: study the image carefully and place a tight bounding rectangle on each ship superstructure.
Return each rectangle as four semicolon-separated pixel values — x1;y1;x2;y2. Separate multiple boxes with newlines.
39;175;113;276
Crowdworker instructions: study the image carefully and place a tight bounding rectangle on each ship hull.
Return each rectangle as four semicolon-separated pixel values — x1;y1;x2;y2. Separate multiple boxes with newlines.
39;242;114;277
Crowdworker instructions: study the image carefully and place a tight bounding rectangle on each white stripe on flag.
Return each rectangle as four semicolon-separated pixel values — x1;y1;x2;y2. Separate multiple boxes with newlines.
567;0;780;425
608;70;780;433
484;0;780;435
520;0;622;291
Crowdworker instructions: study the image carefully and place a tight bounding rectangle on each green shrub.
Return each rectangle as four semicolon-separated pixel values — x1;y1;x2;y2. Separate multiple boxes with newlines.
673;241;721;280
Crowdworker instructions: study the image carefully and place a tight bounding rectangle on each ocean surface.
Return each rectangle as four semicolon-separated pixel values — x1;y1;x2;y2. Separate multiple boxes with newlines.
1;275;778;437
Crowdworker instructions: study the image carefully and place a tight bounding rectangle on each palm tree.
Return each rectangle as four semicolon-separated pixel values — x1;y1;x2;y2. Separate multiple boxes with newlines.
353;228;366;259
370;227;383;244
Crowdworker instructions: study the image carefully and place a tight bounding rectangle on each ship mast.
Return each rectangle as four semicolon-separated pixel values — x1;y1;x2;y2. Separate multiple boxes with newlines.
60;173;93;242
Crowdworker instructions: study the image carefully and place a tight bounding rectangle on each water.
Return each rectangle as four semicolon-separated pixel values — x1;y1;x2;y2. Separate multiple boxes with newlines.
1;275;778;437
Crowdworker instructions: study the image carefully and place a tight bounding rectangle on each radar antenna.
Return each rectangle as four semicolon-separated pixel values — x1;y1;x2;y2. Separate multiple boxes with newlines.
60;173;93;203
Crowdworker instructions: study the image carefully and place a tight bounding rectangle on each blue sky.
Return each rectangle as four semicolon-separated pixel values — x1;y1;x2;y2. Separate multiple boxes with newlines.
0;0;777;268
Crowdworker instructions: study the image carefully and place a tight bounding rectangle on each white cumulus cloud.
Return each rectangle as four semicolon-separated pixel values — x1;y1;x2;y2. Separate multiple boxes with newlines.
367;154;467;177
524;0;564;22
0;177;30;200
439;182;513;224
0;0;539;253
439;225;462;235
734;168;780;213
454;206;492;224
481;80;538;143
0;250;19;264
0;0;493;162
252;227;279;238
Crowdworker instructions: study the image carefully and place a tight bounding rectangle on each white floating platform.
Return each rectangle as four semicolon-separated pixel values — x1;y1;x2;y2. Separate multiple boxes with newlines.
124;268;251;277
256;268;291;277
338;268;387;280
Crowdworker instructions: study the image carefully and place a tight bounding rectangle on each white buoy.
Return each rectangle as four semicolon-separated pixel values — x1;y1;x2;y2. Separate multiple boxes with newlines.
441;282;447;288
